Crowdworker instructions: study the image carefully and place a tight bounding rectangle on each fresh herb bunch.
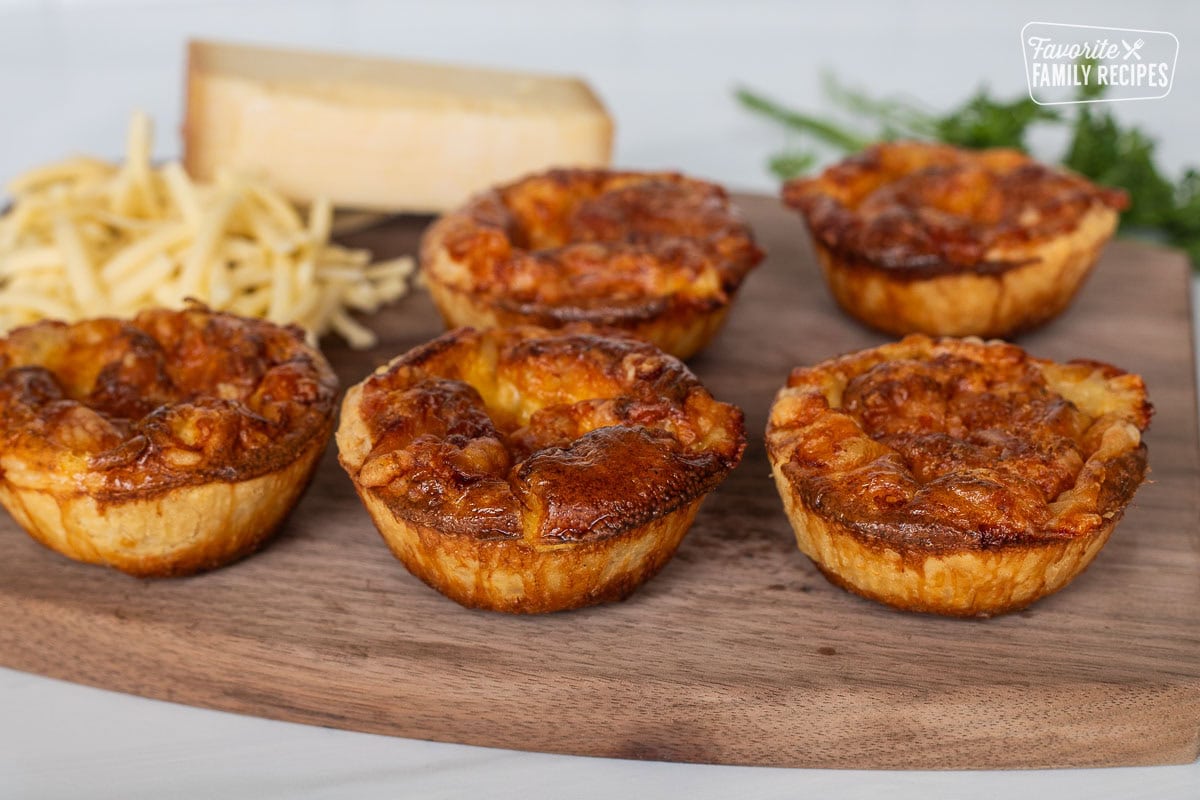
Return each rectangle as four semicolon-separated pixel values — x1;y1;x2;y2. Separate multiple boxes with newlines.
737;73;1200;267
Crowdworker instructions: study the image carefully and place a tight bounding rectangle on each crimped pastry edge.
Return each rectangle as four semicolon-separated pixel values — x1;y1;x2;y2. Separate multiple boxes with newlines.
355;482;702;613
422;253;735;361
0;425;329;578
807;204;1119;338
769;458;1118;617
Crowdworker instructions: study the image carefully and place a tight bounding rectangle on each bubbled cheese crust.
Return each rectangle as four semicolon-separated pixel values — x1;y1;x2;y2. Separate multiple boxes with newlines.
337;325;745;613
765;335;1151;617
420;169;763;360
783;141;1129;338
0;306;337;576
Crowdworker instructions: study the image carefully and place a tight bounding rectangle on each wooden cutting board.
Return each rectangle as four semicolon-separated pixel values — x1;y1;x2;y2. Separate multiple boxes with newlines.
1;195;1198;770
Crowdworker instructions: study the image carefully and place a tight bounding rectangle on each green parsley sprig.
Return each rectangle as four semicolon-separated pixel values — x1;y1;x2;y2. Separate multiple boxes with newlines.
737;72;1200;268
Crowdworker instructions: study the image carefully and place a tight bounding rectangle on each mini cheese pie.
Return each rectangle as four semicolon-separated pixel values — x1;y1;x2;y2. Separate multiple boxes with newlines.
336;325;745;613
765;335;1151;617
420;168;763;360
783;141;1128;338
0;306;337;577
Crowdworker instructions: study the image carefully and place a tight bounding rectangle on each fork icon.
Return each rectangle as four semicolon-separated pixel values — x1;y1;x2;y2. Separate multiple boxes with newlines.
1122;38;1145;60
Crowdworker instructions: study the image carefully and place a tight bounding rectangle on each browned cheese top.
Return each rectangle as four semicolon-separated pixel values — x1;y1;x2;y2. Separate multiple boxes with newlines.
344;326;746;545
766;335;1151;552
421;169;763;323
783;141;1129;276
0;306;338;498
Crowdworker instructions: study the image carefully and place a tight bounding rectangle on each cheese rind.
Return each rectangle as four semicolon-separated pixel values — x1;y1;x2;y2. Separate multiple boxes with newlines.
183;40;614;212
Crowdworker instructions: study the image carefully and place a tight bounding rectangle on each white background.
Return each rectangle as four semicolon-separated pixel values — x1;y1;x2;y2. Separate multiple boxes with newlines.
1;1;1198;798
0;0;1197;190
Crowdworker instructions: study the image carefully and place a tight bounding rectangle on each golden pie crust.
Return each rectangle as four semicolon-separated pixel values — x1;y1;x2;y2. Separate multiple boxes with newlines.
420;168;763;360
337;325;745;612
765;335;1151;616
783;141;1128;338
0;306;337;577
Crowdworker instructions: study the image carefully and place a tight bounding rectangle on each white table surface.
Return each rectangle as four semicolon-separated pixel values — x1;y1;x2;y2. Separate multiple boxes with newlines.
1;1;1198;797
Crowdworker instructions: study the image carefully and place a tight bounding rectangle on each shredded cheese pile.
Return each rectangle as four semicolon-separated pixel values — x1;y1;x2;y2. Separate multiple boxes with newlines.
0;112;413;348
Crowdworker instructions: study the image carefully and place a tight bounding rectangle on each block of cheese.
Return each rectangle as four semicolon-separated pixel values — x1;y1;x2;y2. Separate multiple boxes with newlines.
183;40;614;212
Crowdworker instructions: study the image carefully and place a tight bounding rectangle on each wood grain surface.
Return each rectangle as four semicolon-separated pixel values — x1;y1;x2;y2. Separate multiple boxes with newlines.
1;195;1198;770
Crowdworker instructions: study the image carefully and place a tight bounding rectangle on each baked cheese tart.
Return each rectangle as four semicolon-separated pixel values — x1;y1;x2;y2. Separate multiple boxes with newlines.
420;168;763;359
766;335;1151;616
0;305;337;577
337;325;745;612
783;141;1128;338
